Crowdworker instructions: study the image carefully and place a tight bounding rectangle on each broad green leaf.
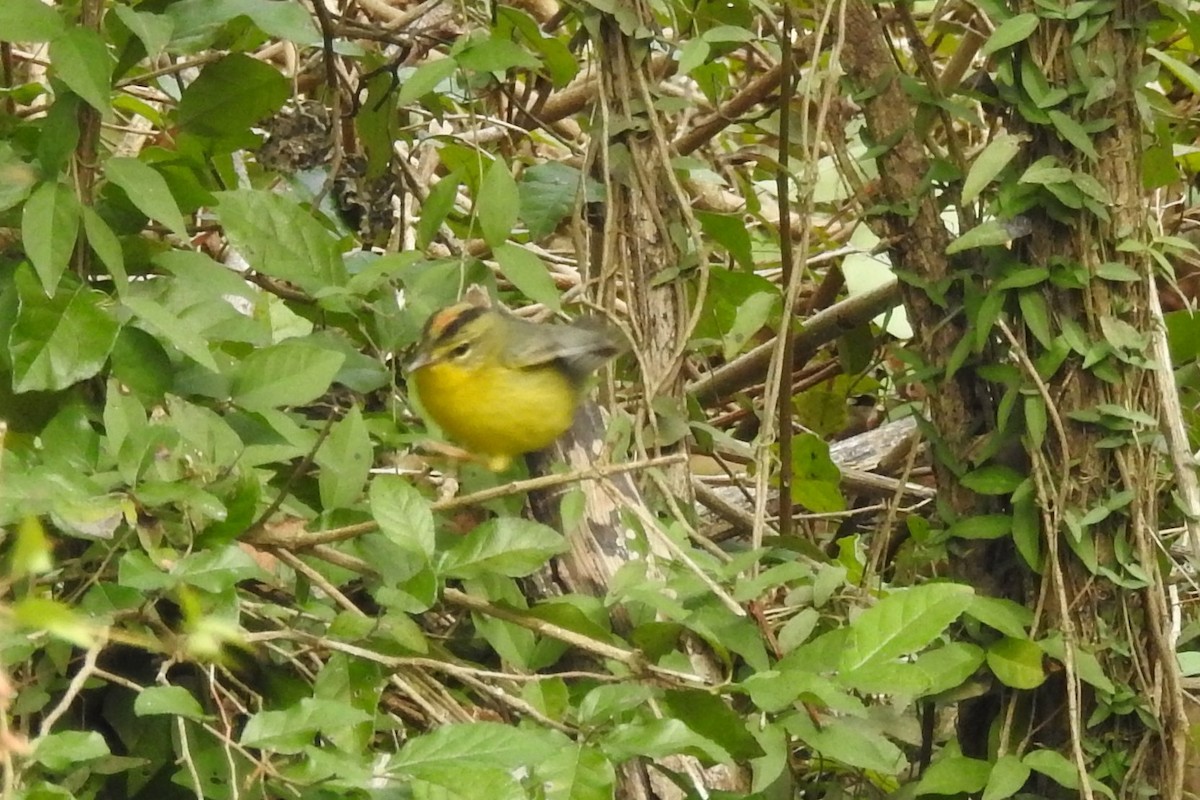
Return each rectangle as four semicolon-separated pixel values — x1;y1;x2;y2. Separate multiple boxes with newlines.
477;159;520;248
122;292;218;372
677;38;711;75
177;54;289;139
981;13;1038;55
1023;748;1079;789
439;518;567;578
315;405;371;511
22;181;81;295
967;595;1033;638
947;514;1011;540
134;686;207;720
538;744;615;800
166;0;319;46
457;36;541;73
217;189;347;295
913;642;985;697
1048;110;1099;160
10;268;119;392
396;58;459;107
0;0;65;41
370;475;436;558
0;154;37;212
12;517;52;578
242;698;373;754
915;756;990;794
946;219;1017;254
960;465;1025;495
33;731;109;771
1148;47;1200;95
785;711;905;774
986;636;1046;689
984;755;1031;800
601;718;731;763
416;173;461;249
230;339;345;410
112;5;175;56
962;134;1024;205
105;157;189;237
697;211;755;269
661;690;764;760
390;722;564;777
519;162;582;240
840;583;974;673
173;544;264;592
14;597;97;648
80;206;128;287
49;27;113;114
493;243;561;311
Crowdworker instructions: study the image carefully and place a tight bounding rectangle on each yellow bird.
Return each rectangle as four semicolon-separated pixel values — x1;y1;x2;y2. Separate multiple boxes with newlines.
408;295;623;470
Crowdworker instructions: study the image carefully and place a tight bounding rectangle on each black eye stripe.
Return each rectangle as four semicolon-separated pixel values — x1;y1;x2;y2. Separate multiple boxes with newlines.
424;305;486;345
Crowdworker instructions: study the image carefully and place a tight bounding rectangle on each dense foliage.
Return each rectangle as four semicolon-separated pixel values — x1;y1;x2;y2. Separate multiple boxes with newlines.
2;0;1200;798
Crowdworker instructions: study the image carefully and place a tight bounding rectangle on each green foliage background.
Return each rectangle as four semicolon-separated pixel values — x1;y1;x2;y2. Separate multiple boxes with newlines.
1;0;1199;798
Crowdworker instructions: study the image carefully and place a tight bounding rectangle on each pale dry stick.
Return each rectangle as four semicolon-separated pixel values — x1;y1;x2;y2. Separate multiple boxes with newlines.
248;454;685;550
272;548;363;614
1146;270;1200;565
752;0;846;556
1029;449;1096;800
205;664;242;800
456;673;576;734
174;715;205;800
34;636;105;741
606;482;745;618
442;588;709;685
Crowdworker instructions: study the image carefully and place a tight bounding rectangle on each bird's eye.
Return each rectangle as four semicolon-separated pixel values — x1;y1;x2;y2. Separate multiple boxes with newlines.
449;343;472;359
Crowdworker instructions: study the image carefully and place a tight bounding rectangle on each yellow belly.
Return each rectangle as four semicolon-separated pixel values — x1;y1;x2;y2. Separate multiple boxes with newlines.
413;362;580;464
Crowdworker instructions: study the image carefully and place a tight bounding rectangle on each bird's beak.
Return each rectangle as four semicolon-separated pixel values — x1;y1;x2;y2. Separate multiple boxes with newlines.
406;349;433;373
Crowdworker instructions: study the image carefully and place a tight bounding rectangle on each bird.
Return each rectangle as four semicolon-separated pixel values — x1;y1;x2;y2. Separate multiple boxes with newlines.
407;293;624;470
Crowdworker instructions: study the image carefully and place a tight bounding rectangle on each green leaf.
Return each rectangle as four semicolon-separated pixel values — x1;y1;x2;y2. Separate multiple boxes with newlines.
916;756;990;794
1048;110;1099;160
602;718;731;764
0;0;65;41
913;643;986;697
1149;47;1200;95
538;744;615;800
477;158;520;249
697;211;754;269
946;219;1018;254
457;35;542;73
216;189;347;295
177;53;289;139
231;339;345;410
174;544;264;592
962;134;1025;205
10;268;120;392
416;173;460;249
986;636;1046;689
661;690;764;760
166;0;319;46
112;5;175;57
967;595;1032;639
34;730;110;771
677;38;711;75
316;405;372;511
947;514;1011;540
121;292;218;372
105;157;189;237
981;13;1038;55
242;698;373;754
519;162;583;240
14;597;97;648
960;465;1025;495
785;712;905;773
493;243;561;312
396;58;459;107
22;181;81;295
840;583;974;673
439;518;568;579
983;754;1031;800
1023;748;1079;789
134;686;207;720
390;722;563;778
49;27;113;114
370;475;436;558
81;206;128;287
